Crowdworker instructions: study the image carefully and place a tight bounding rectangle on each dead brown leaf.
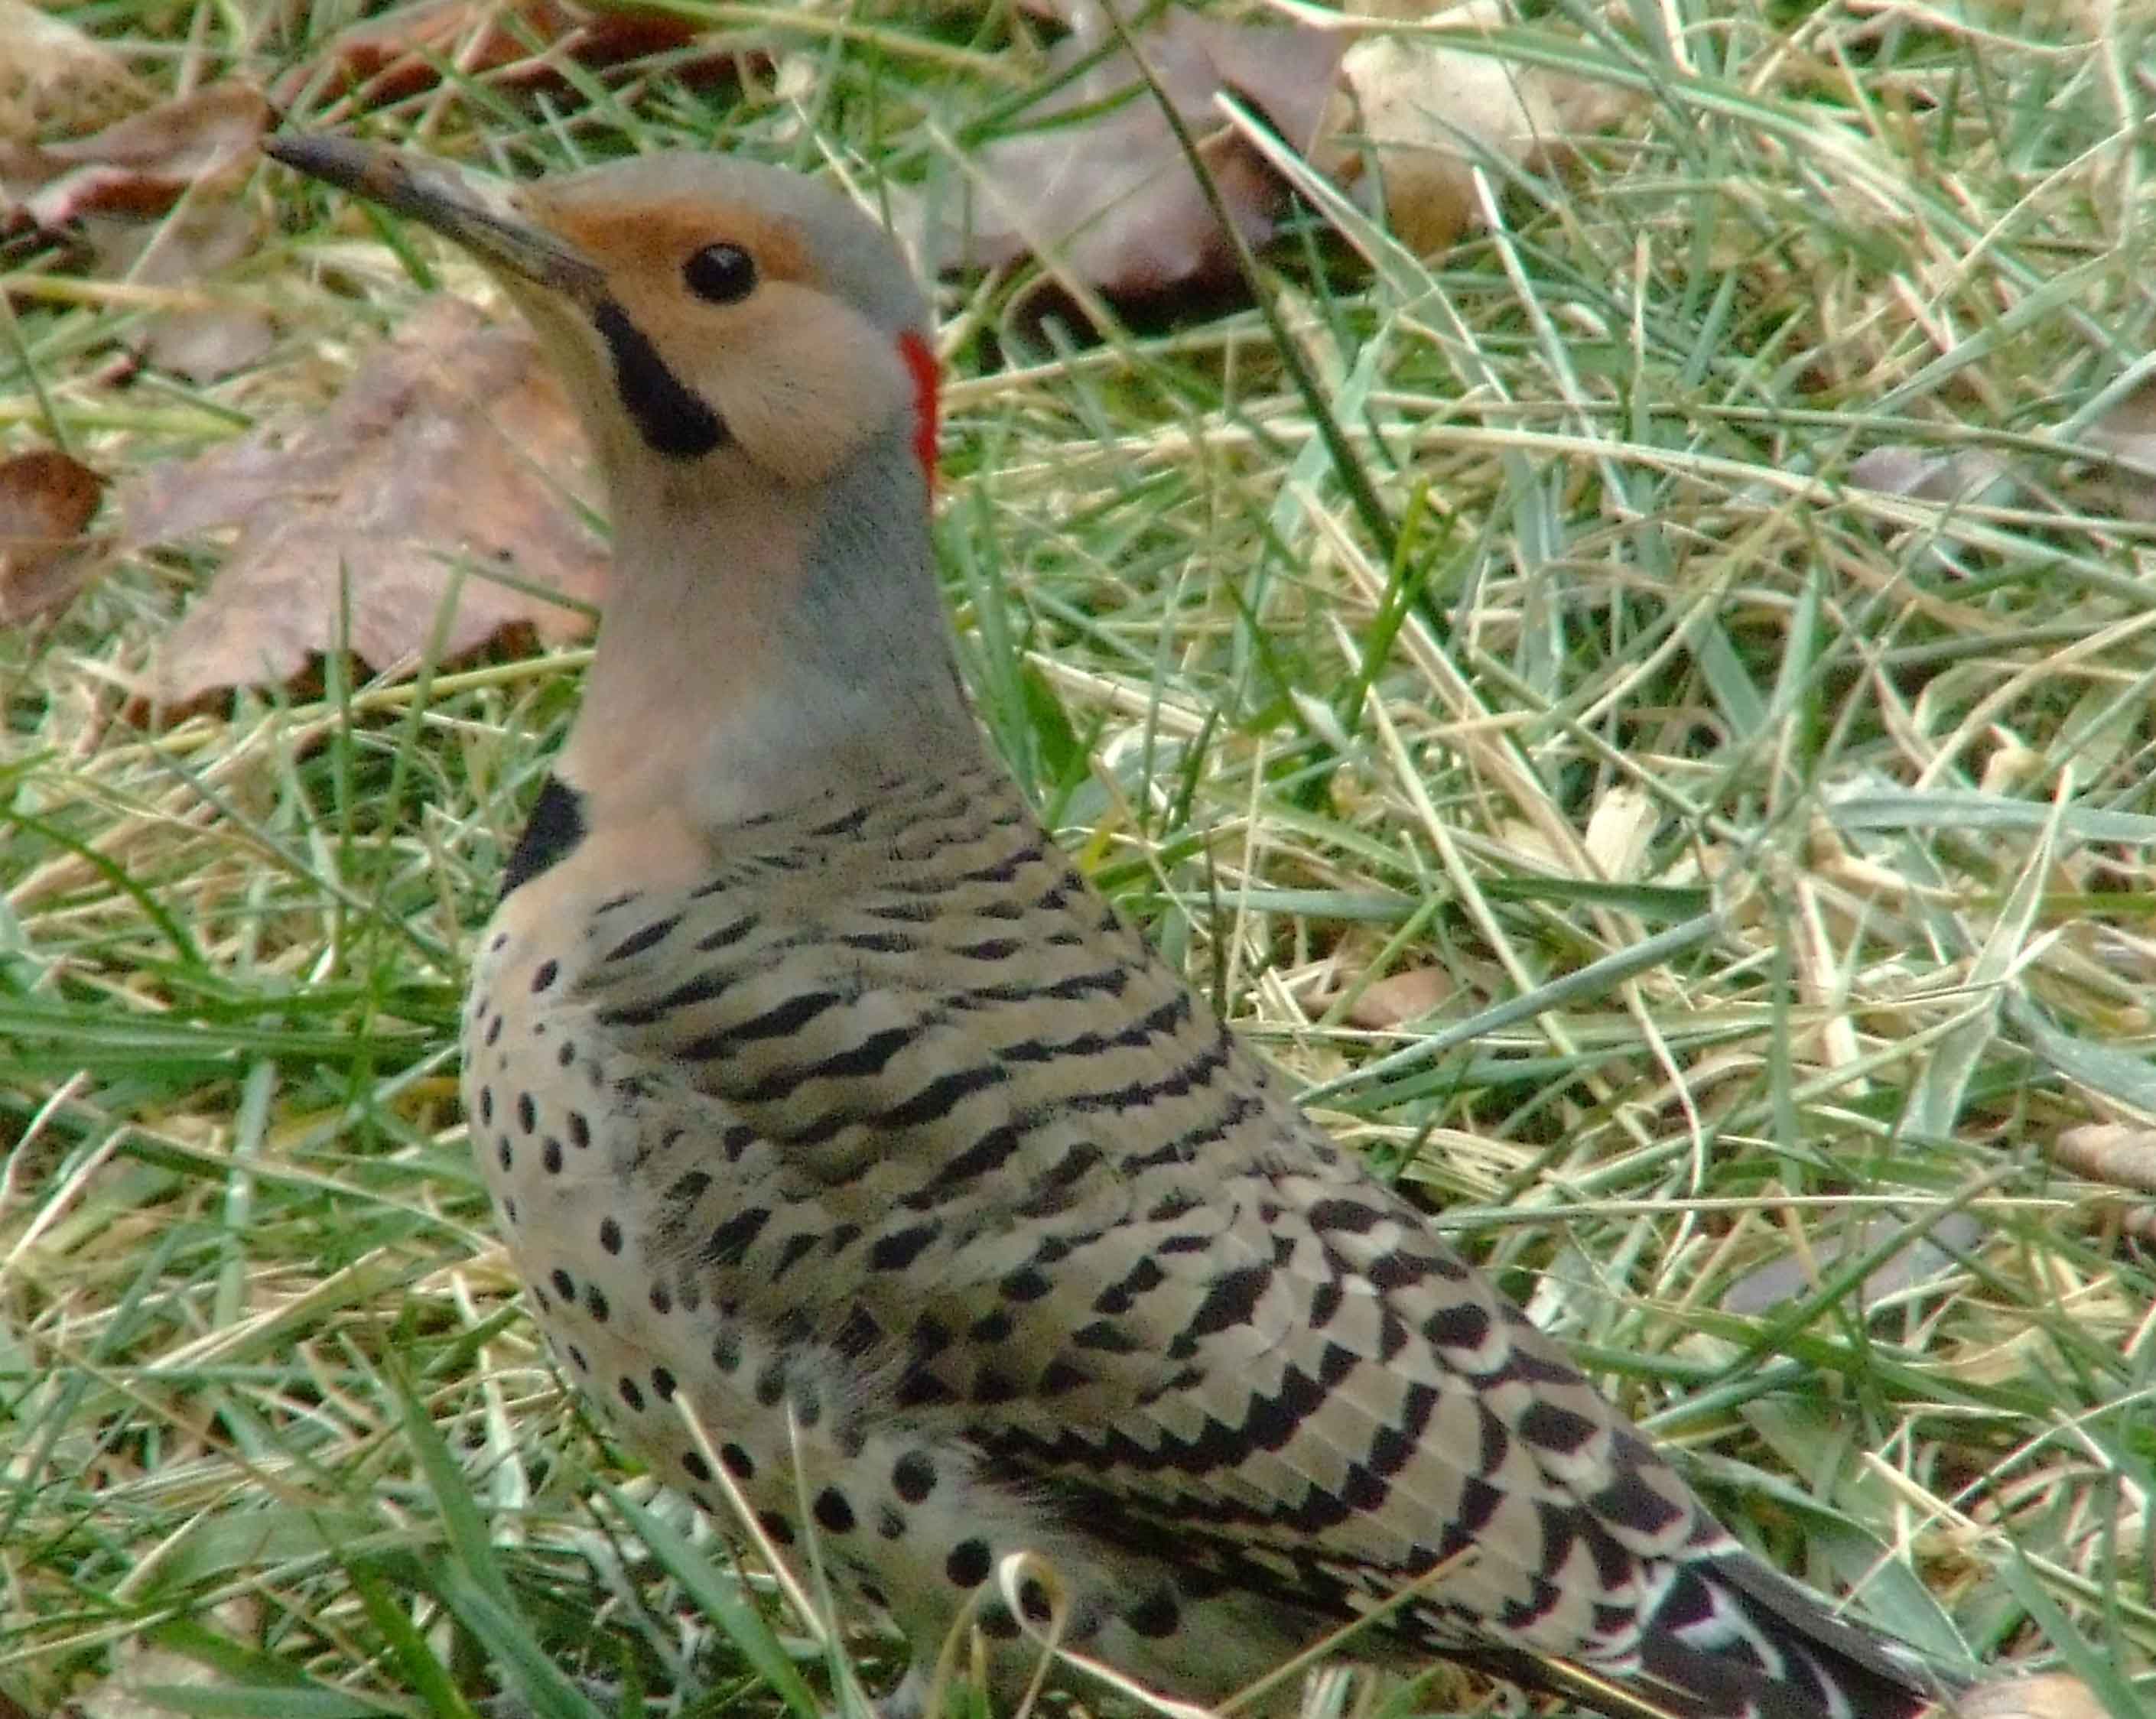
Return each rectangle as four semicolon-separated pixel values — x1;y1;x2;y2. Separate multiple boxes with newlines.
1327;2;1634;255
0;82;268;229
0;0;150;145
917;8;1344;300
2050;1123;2156;1197
2079;371;2156;523
272;0;714;112
59;1597;264;1719
1718;1211;1985;1318
123;298;605;707
1311;965;1455;1028
1948;1674;2108;1719
1849;372;2156;528
1846;444;2019;508
83;202;276;382
0;448;107;623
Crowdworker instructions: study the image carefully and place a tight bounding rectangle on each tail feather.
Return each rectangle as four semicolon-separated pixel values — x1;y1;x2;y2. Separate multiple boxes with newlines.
1623;1552;1951;1719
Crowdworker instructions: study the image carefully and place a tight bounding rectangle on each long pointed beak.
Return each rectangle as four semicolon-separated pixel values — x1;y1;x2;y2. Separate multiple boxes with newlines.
266;135;605;303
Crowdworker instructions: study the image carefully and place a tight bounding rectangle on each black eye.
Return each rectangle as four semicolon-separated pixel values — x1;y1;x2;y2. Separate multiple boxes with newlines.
683;242;756;304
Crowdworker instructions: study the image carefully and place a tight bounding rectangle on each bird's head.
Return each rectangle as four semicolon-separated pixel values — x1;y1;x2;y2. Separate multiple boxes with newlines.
267;137;938;495
266;135;974;827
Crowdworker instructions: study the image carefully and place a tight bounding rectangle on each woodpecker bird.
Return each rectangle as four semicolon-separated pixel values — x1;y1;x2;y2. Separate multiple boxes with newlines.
268;135;1969;1719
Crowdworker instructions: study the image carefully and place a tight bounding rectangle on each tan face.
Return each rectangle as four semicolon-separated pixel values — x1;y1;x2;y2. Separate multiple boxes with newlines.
499;189;918;489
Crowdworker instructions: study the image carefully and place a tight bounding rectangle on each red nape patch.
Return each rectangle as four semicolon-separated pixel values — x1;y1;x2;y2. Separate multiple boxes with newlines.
897;330;940;489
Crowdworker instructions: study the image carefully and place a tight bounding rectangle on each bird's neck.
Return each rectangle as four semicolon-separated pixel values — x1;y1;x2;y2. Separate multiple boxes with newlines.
558;435;980;833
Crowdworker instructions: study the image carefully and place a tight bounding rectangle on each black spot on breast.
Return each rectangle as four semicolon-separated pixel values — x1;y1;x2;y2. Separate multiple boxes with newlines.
757;1510;795;1546
814;1488;856;1534
893;1451;935;1503
502;776;587;898
592;297;727;459
945;1539;991;1587
1127;1590;1180;1638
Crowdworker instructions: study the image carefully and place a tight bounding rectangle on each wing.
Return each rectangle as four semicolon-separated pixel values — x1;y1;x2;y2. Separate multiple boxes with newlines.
569;767;1933;1715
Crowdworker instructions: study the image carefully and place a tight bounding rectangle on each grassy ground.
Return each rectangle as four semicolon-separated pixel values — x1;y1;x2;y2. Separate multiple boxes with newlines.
6;2;2156;1716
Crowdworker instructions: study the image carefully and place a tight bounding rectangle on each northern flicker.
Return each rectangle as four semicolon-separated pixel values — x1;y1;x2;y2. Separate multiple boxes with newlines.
268;135;1970;1719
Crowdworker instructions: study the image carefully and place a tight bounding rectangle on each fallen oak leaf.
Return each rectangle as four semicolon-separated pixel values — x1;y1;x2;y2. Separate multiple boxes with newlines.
1844;372;2156;535
0;448;108;623
2049;1123;2156;1197
271;0;713;112
1948;1675;2109;1719
1846;444;2019;507
1325;1;1636;255
0;0;151;146
1;81;268;229
1307;964;1456;1029
2077;369;2156;523
915;8;1345;301
1718;1211;1987;1318
83;202;276;382
123;297;605;707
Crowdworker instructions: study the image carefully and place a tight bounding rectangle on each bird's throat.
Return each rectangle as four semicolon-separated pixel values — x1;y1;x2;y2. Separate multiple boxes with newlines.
557;437;977;837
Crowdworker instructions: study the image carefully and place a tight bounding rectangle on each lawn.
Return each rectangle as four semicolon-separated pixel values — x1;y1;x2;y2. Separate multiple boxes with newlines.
3;2;2154;1716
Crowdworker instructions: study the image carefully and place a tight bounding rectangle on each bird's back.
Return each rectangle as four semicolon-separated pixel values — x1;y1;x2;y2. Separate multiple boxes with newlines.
464;760;1938;1719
